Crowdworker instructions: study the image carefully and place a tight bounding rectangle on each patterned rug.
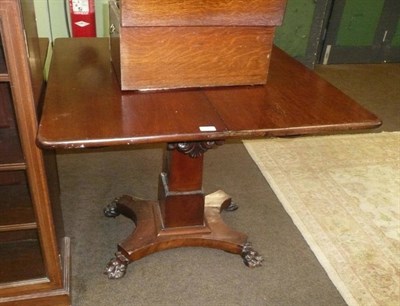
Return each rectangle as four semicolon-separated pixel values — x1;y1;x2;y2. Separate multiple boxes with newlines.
243;132;400;306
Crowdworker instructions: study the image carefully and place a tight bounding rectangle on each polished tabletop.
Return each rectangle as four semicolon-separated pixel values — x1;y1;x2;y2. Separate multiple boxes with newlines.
37;38;380;149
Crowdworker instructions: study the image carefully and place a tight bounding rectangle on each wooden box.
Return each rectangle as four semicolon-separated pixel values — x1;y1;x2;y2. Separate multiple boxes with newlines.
109;0;287;91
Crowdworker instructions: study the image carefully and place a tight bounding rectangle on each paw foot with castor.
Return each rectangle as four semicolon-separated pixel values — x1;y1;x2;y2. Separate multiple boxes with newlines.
104;252;129;279
241;242;263;268
104;198;121;218
224;201;239;212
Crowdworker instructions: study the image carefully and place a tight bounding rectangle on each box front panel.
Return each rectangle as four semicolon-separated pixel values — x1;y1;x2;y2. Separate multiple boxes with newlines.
120;26;275;90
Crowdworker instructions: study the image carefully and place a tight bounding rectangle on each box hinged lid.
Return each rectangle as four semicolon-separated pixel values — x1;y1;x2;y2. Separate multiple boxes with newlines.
119;0;287;27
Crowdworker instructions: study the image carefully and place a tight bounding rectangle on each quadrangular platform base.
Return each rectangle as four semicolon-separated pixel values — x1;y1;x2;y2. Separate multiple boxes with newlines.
104;190;263;279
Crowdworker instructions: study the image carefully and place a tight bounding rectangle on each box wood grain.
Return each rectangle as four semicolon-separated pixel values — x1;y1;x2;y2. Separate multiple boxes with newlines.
110;0;286;91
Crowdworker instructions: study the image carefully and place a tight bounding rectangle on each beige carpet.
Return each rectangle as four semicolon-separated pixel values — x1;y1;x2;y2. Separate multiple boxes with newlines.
243;132;400;306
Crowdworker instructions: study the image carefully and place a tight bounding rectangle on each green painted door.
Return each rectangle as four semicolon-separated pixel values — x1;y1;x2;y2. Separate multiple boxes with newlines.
321;0;400;64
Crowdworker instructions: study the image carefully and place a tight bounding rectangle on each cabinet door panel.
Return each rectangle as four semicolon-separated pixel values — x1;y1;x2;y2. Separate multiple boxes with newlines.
0;34;10;128
0;83;24;165
0;231;46;284
0;35;6;74
0;82;12;128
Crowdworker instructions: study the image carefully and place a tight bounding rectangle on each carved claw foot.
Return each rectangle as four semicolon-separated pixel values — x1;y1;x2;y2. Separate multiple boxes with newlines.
104;198;121;218
241;242;263;268
224;201;239;212
104;252;130;279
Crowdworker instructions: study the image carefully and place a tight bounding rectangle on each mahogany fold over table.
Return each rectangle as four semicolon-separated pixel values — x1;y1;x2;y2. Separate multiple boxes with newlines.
37;38;380;279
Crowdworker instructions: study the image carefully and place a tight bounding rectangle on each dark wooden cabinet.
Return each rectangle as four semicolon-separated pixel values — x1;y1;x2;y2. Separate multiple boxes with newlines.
0;1;70;305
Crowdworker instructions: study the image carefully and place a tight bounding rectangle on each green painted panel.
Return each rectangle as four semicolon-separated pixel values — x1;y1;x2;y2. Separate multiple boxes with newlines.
336;0;385;47
274;0;316;58
33;0;52;39
391;19;400;46
48;0;69;39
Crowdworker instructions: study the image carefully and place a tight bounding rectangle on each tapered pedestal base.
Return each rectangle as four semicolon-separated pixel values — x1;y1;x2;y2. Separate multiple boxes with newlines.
104;190;263;279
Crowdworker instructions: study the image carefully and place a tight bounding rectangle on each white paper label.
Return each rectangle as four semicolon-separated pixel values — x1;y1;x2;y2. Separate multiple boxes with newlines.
199;126;217;132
